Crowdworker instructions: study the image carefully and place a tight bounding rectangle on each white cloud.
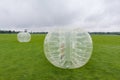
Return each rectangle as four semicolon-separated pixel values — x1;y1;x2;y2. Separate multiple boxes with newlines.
0;0;120;32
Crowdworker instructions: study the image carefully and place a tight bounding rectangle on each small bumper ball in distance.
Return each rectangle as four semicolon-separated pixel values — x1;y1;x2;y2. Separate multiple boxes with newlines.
17;32;31;42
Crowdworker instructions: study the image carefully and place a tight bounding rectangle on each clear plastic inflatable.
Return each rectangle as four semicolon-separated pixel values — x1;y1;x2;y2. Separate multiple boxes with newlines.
17;31;31;42
44;28;93;69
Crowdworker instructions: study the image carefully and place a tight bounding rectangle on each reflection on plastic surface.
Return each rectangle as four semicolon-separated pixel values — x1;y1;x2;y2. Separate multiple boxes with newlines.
44;28;93;69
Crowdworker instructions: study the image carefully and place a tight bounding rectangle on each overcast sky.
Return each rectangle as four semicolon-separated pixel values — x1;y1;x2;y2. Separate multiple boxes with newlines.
0;0;120;32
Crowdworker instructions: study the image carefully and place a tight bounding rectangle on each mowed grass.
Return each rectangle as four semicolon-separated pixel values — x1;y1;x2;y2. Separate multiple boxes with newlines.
0;34;120;80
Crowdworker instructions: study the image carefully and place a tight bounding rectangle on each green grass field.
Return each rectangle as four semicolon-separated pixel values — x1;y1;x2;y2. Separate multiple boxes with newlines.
0;34;120;80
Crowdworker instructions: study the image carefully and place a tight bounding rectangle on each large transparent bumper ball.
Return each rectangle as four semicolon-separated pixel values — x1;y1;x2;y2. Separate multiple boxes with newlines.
44;28;93;69
17;32;31;42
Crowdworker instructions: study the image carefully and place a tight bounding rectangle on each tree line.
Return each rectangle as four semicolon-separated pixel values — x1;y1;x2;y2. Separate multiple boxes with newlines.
0;30;48;34
89;32;120;35
0;30;120;35
0;30;18;34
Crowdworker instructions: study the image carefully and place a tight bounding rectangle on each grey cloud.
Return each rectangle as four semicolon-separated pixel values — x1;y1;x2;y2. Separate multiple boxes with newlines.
0;0;120;32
